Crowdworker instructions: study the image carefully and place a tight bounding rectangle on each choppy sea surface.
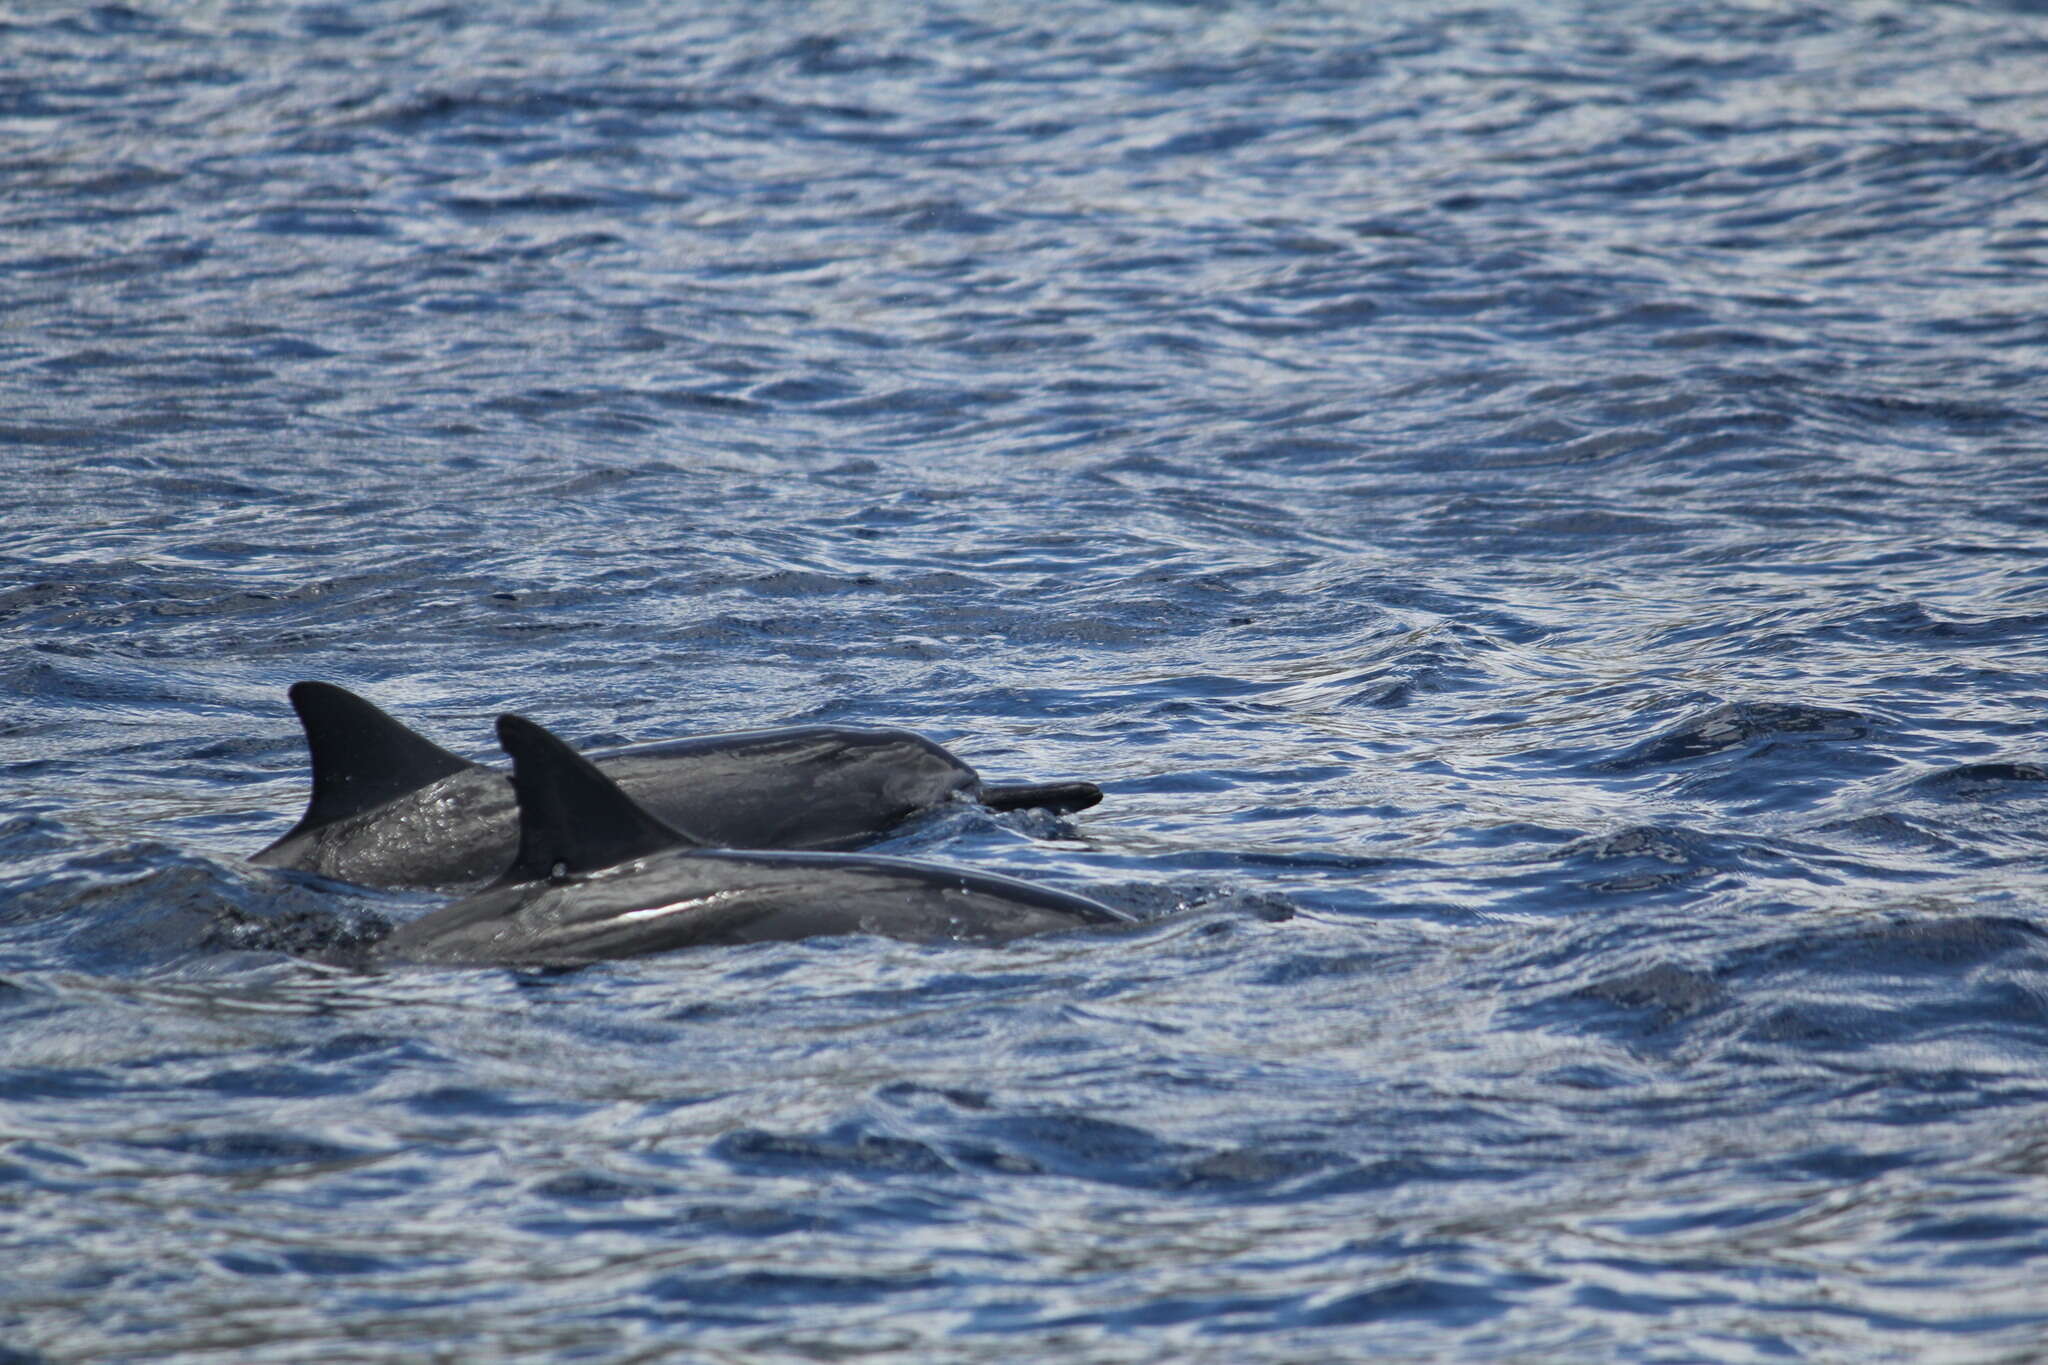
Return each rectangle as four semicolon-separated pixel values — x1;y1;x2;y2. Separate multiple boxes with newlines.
8;1;2048;1359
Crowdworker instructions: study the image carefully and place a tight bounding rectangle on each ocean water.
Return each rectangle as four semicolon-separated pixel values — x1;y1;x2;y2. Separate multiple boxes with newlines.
7;0;2048;1359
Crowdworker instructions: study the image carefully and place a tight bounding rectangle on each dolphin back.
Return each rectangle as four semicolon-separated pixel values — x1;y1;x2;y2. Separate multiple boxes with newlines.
495;712;701;883
378;847;1131;966
252;681;483;863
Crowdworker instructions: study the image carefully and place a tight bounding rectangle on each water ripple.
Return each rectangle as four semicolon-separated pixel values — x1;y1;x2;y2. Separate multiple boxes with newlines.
9;0;2048;1359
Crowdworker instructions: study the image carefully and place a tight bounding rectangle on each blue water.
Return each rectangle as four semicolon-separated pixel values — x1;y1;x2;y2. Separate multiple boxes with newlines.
8;0;2048;1358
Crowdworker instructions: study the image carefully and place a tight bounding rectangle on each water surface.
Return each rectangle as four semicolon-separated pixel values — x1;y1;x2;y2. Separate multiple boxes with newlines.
7;1;2048;1359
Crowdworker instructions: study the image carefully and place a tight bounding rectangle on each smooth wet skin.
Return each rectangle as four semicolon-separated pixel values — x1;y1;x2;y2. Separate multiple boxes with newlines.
376;848;1130;966
251;683;1102;891
373;713;1130;966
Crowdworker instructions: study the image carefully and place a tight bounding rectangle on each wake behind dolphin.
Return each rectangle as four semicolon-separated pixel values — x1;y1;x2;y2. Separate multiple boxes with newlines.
373;713;1130;966
252;682;1102;892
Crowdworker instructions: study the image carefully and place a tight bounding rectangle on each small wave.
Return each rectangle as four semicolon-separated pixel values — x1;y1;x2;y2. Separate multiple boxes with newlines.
1597;700;1876;773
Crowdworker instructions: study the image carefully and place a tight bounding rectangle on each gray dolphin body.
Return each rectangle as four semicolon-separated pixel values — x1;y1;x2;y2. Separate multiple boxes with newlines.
373;713;1129;966
251;683;1101;892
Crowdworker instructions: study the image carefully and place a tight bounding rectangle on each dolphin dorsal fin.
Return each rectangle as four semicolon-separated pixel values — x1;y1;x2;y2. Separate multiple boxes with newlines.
284;681;480;835
495;712;699;882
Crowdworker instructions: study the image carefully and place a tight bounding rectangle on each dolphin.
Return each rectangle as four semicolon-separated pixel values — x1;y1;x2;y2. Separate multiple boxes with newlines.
372;713;1130;966
251;682;1101;892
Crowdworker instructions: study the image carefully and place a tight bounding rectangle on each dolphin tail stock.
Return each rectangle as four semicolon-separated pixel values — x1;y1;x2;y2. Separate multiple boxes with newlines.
979;780;1103;815
494;713;707;883
275;681;481;840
